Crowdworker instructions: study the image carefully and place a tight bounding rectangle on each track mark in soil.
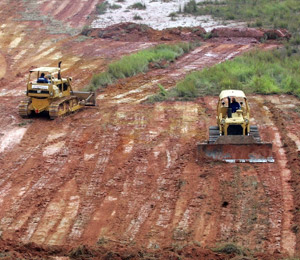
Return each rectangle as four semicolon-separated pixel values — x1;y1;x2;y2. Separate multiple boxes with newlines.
253;96;296;255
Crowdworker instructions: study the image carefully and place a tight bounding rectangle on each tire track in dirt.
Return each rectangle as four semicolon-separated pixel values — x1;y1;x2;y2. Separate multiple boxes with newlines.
248;96;296;255
68;126;121;243
263;96;300;254
0;121;82;241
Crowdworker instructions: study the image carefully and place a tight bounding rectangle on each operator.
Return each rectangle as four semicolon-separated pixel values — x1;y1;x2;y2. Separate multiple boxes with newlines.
230;97;241;113
38;73;49;83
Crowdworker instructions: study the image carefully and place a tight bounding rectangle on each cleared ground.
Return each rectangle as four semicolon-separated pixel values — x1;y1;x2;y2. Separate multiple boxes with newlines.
0;0;300;259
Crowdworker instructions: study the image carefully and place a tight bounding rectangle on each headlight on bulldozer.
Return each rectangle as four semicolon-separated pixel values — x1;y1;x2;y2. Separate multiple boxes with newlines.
244;119;249;124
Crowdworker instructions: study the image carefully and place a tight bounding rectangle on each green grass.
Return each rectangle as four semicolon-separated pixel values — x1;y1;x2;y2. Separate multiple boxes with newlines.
182;0;300;37
133;14;143;20
96;1;109;14
129;2;146;10
96;1;123;13
86;42;198;91
145;0;300;102
110;4;122;9
147;48;300;102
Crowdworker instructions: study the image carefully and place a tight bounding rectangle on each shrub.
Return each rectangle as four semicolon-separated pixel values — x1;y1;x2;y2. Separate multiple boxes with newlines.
87;72;113;90
110;4;122;9
69;245;94;258
129;2;146;9
175;79;198;98
133;14;143;20
147;93;167;103
183;0;198;13
212;243;243;255
168;12;177;21
158;84;167;96
96;1;109;14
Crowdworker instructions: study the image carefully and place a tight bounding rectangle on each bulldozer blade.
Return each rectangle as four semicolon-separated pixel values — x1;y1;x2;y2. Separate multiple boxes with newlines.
197;142;274;163
72;91;96;106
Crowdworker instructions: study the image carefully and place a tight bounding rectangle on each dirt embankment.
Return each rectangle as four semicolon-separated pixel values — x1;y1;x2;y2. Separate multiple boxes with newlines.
211;28;291;40
82;22;206;42
84;23;291;43
0;0;300;259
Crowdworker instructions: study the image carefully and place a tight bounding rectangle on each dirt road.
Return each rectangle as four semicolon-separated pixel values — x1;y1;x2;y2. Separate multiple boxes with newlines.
0;0;300;259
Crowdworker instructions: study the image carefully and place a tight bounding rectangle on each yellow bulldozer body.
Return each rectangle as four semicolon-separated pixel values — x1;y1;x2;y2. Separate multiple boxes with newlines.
19;63;96;119
197;90;274;163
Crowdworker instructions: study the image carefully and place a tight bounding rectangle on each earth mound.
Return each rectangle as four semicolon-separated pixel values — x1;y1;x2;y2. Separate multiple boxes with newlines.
211;27;291;40
82;22;206;42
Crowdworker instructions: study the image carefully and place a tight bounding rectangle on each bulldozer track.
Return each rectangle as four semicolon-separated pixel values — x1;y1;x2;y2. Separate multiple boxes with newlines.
49;96;79;119
18;99;31;118
209;126;220;144
249;125;261;142
208;125;261;144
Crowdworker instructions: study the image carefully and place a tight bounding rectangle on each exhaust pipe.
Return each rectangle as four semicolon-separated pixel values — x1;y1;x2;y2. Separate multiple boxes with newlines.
58;61;62;80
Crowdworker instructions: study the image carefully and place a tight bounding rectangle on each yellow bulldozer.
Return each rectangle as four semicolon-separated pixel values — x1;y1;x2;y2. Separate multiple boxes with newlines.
18;62;96;119
197;90;274;163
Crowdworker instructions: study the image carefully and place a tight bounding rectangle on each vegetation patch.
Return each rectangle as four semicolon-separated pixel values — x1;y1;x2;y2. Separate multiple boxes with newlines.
133;14;143;20
147;48;300;102
212;243;244;255
96;1;123;14
146;0;300;103
86;42;198;91
110;4;122;9
168;12;178;21
129;2;146;10
69;245;95;258
181;0;300;36
96;1;109;14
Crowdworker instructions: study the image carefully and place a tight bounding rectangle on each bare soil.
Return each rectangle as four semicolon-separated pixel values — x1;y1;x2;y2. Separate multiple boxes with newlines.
83;23;205;42
0;0;300;259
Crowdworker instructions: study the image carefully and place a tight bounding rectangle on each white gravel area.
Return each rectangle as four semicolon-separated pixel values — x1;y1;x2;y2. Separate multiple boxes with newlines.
91;0;245;31
0;127;27;153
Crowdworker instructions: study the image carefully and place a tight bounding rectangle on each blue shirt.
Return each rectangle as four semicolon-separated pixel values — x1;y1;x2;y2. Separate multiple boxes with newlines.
231;102;240;113
37;77;49;83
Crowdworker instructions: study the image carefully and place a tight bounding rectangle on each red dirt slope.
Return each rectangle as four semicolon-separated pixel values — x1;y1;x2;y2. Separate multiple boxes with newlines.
0;0;300;259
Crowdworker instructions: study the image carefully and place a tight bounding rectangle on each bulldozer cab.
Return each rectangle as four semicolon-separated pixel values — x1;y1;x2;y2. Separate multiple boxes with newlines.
217;90;250;136
218;96;247;116
27;67;72;99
